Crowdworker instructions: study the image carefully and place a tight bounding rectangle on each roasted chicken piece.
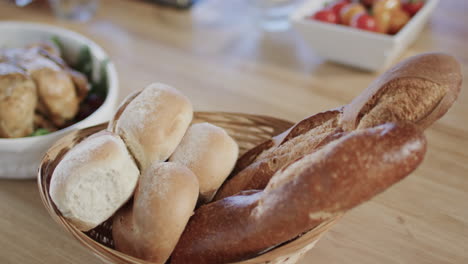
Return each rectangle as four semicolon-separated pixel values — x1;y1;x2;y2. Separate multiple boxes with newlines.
66;68;90;101
32;67;79;126
34;46;90;102
27;41;61;57
0;42;90;137
34;112;58;132
5;46;81;127
0;63;37;138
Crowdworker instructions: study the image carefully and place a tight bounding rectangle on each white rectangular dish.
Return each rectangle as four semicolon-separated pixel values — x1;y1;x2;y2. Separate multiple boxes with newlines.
290;0;439;71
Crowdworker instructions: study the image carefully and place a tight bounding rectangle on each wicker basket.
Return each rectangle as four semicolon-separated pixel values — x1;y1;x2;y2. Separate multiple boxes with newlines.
38;112;341;264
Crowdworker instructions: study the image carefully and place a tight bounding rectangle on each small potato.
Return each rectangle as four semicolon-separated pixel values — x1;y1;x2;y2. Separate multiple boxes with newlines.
373;0;402;33
340;3;366;25
389;9;411;34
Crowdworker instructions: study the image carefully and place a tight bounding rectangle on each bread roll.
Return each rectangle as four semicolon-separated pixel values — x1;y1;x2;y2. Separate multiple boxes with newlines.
50;131;139;231
171;123;427;264
108;83;193;169
112;162;199;264
342;53;462;131
169;122;238;203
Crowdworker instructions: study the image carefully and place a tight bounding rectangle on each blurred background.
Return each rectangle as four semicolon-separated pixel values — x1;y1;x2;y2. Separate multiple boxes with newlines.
4;0;466;121
0;1;467;263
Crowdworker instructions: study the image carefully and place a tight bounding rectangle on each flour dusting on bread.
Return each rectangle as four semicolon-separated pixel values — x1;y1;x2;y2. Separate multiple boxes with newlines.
50;130;139;231
170;122;238;202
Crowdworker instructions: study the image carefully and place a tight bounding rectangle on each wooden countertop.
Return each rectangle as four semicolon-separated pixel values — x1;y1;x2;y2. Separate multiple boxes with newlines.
0;0;467;263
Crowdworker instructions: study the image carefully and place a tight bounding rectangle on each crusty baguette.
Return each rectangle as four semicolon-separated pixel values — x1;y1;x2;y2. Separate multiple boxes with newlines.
112;162;199;264
171;122;427;264
215;53;461;200
341;52;462;131
214;108;343;200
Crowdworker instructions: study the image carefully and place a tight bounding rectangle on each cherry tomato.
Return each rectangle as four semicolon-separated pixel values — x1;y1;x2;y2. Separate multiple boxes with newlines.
388;8;410;34
86;94;105;109
340;3;366;25
76;104;93;121
402;0;424;16
373;0;400;33
76;94;105;121
350;13;378;32
312;9;339;24
329;0;351;20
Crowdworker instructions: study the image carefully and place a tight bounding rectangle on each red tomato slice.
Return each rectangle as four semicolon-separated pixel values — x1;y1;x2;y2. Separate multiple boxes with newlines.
312;9;339;24
350;13;378;32
402;0;424;16
330;0;351;20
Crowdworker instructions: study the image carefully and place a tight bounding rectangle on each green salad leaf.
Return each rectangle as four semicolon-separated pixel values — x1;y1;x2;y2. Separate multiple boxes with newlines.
75;45;93;78
47;37;109;124
50;35;65;55
52;36;109;98
30;128;50;137
90;58;109;98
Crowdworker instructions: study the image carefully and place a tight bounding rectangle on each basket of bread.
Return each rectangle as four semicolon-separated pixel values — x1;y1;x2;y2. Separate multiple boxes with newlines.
38;52;462;264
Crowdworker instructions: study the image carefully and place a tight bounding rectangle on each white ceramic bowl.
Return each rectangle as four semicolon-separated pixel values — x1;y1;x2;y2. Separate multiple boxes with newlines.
0;21;119;179
291;0;439;71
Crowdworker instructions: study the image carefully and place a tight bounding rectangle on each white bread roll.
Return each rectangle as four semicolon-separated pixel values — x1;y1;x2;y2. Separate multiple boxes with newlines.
50;131;139;231
108;83;193;169
112;162;199;264
169;122;239;202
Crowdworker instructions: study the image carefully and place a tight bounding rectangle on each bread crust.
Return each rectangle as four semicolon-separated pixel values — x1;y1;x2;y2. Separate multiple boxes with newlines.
214;108;342;200
169;123;239;203
112;162;199;264
108;83;193;169
171;123;427;264
215;53;461;201
50;130;140;231
341;53;462;131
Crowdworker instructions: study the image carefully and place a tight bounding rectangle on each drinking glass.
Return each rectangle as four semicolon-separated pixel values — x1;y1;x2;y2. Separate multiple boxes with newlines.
48;0;99;22
251;0;301;31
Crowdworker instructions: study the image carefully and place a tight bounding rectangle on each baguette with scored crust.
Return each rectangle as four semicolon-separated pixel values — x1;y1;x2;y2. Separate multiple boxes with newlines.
214;108;343;200
341;52;462;130
171;122;427;264
215;53;461;201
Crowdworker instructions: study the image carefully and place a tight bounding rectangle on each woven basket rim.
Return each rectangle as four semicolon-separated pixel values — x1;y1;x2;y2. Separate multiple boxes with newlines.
37;111;341;264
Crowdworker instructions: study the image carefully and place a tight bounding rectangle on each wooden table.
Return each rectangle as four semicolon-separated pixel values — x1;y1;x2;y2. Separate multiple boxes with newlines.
1;0;467;263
